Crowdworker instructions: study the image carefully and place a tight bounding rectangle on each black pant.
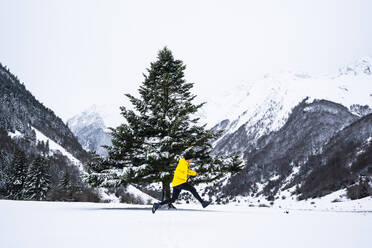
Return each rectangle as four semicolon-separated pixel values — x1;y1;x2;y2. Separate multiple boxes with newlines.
160;182;203;205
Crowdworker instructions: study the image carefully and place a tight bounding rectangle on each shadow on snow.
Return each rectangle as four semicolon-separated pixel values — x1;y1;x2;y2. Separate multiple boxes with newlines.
80;207;221;212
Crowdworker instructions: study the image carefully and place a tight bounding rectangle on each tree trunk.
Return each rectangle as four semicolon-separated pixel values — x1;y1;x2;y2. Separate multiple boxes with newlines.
161;187;165;202
162;179;175;208
162;180;171;200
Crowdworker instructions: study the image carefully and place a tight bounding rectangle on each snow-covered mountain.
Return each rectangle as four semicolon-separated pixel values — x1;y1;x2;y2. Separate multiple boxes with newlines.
67;105;114;157
220;100;371;200
203;57;372;203
0;62;98;201
210;57;372;155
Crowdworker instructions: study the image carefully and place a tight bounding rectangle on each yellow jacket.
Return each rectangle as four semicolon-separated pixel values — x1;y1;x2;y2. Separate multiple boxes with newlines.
172;158;197;187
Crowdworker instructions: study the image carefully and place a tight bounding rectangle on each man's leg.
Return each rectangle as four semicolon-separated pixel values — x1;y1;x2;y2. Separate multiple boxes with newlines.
153;186;182;213
159;186;181;206
182;182;204;204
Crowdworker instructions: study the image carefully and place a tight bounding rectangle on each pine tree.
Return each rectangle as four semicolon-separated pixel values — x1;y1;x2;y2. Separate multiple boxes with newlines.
0;151;8;195
59;170;72;190
23;155;51;201
87;47;243;200
56;170;74;201
6;149;28;200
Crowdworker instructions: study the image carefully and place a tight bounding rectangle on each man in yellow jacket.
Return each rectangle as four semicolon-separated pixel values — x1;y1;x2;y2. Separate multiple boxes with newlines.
152;152;211;213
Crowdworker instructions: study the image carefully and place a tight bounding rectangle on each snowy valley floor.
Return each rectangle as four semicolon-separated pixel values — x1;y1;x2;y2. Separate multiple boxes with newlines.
1;199;371;248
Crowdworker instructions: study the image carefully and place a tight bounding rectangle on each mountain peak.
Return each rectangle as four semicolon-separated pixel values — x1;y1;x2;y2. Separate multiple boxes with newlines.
69;104;123;130
67;105;114;156
68;108;105;134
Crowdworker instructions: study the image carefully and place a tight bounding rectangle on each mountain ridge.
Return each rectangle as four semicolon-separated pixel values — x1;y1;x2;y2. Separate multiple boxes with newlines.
0;63;90;163
210;56;372;156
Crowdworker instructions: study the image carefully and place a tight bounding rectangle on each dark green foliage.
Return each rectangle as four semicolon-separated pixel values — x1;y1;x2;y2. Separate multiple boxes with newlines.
5;149;28;199
89;47;243;199
227;153;245;174
23;155;51;201
85;152;118;188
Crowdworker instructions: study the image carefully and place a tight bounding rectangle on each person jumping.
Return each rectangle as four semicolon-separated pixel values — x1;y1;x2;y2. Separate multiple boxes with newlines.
152;152;211;213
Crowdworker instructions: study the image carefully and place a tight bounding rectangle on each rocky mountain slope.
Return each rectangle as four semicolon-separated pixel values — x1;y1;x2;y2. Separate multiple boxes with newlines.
221;99;371;198
297;113;372;199
0;64;89;163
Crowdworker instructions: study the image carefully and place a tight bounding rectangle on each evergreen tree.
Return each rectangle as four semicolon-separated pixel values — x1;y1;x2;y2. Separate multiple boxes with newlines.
0;150;9;196
224;153;244;175
6;149;28;200
23;155;51;201
59;170;72;190
55;170;74;201
87;47;243;200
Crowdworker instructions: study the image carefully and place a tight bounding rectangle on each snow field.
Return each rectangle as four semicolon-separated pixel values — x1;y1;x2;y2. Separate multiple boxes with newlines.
31;127;85;172
224;188;372;213
1;200;371;248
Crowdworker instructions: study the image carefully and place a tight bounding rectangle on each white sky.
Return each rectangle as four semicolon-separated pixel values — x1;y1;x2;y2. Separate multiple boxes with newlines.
1;0;371;122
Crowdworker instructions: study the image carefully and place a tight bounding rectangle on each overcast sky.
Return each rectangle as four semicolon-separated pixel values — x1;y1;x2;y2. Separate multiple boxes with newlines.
1;0;371;122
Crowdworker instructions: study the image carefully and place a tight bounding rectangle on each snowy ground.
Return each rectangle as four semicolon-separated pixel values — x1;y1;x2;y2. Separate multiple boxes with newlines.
1;200;371;248
228;188;372;213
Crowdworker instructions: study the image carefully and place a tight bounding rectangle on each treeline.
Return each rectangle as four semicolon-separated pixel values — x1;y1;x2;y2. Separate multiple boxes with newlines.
0;127;99;202
298;140;372;200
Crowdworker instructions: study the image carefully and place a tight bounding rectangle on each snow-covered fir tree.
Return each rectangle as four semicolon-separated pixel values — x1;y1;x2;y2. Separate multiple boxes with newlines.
5;149;28;200
86;47;243;200
0;152;6;195
23;155;51;201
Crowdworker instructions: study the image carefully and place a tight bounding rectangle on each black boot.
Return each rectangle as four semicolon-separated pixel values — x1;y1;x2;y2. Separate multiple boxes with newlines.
152;202;161;214
202;200;211;208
